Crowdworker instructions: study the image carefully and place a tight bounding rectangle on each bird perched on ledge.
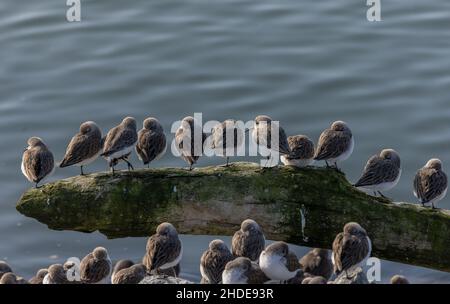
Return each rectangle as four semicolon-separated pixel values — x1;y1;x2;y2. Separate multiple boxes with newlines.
21;137;54;188
175;116;206;170
414;158;448;209
314;121;353;170
60;121;103;175
135;117;167;168
101;117;138;175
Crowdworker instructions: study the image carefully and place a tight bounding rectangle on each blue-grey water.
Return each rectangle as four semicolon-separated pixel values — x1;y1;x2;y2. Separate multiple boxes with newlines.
1;0;450;283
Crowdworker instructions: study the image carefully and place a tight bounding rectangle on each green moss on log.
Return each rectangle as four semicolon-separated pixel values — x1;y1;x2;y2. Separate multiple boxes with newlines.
16;162;450;273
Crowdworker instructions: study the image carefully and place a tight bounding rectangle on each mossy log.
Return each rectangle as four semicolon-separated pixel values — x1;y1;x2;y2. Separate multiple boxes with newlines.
16;162;450;273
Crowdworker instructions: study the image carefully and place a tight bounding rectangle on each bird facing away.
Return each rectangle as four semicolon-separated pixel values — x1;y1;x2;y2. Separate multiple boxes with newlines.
281;135;315;167
0;261;12;280
0;273;28;284
101;117;138;174
143;222;183;277
413;158;448;209
354;149;402;199
314;121;354;169
80;247;112;284
390;275;410;284
222;257;269;284
43;264;70;284
259;241;301;281
200;239;234;284
251;115;290;165
59;121;103;175
111;260;147;284
299;248;333;280
232;219;266;262
210;119;244;166
135;117;167;168
29;268;49;284
21;137;55;188
332;222;372;276
175;116;206;170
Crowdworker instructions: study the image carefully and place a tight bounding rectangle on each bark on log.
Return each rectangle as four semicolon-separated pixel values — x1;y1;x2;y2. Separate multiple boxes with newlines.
16;162;450;273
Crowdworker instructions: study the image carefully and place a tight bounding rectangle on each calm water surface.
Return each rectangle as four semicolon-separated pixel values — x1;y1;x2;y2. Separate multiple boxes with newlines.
1;0;450;283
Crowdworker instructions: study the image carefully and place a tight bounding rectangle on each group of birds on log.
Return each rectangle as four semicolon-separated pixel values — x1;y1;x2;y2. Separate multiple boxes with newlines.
0;220;410;284
21;115;448;208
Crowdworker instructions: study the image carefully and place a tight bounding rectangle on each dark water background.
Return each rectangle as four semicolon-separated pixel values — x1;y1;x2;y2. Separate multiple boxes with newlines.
1;0;450;283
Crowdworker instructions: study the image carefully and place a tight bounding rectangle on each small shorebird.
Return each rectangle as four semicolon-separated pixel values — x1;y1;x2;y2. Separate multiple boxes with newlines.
299;248;333;280
222;257;269;284
21;137;55;188
251;115;290;166
0;273;28;284
314;121;354;169
0;261;12;280
175;116;206;170
332;222;372;277
143;222;183;277
414;158;448;209
210;119;244;166
43;264;70;284
231;219;266;262
101;117;138;174
302;276;327;284
135;117;167;168
281;135;315;167
29;268;49;284
259;241;301;281
80;247;112;284
200;239;234;284
390;275;410;284
111;260;147;284
354;149;401;199
59;121;103;175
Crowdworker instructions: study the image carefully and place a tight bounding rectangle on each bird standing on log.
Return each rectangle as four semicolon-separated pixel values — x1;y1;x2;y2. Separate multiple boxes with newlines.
414;158;448;209
21;137;55;188
135;117;167;168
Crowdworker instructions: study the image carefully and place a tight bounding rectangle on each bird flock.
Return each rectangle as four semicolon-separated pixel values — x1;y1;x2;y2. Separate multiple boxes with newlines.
21;115;448;208
0;220;410;284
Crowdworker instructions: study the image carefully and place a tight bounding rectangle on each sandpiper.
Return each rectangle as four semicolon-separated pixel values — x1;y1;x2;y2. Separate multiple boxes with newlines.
175;116;206;170
0;273;28;284
21;137;55;188
302;276;327;284
200;239;234;284
0;261;12;280
80;247;112;284
101;117;138;174
390;275;410;284
135;117;167;168
210;119;244;166
332;222;372;276
43;264;70;284
232;219;266;262
259;241;301;281
354;149;401;198
281;135;315;167
251;115;290;166
222;257;269;284
143;222;183;277
29;268;49;284
111;260;147;284
314;121;354;169
299;248;333;280
59;121;103;175
413;159;448;209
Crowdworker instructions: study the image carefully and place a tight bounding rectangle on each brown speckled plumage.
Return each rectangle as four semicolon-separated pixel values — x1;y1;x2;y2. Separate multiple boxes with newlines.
135;117;167;167
200;239;234;284
232;219;265;262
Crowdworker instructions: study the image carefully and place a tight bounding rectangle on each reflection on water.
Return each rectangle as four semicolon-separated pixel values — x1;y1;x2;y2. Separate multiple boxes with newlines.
1;0;450;283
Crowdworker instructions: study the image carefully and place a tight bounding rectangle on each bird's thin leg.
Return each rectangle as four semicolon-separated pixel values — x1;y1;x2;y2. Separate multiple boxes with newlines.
35;182;40;189
226;157;230;167
325;160;330;168
189;164;193;171
147;163;150;169
80;166;84;176
373;191;377;197
123;159;134;171
172;268;177;278
378;191;387;198
432;202;436;209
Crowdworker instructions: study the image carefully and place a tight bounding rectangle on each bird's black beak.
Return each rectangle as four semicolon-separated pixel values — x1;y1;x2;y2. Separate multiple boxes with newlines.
23;147;27;152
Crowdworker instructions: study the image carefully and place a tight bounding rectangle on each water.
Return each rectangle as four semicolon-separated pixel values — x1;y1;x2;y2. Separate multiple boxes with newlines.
1;0;450;283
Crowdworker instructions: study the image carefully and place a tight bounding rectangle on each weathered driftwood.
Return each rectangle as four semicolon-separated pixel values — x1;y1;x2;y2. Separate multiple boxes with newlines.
16;162;450;273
